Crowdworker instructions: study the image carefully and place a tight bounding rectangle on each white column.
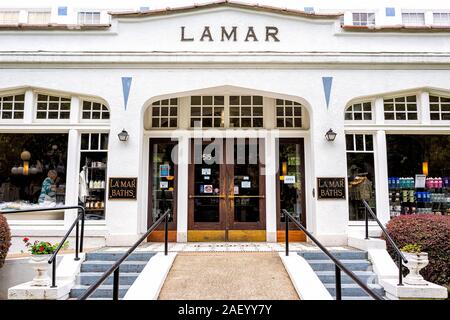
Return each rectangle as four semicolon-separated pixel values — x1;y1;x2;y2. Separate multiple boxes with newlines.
375;130;390;225
64;129;80;228
176;134;189;242
23;90;34;124
420;91;430;125
424;11;434;25
264;132;277;242
70;96;80;124
344;11;352;25
374;97;384;125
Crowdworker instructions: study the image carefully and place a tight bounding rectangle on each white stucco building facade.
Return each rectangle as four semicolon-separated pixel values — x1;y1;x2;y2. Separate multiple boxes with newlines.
0;0;449;252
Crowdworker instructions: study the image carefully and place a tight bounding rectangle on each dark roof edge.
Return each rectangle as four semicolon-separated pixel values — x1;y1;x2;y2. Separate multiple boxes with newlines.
109;0;343;20
342;24;450;33
0;23;111;31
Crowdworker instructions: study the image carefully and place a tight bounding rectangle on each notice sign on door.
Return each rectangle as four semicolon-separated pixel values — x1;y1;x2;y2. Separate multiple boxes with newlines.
317;177;346;199
109;177;137;200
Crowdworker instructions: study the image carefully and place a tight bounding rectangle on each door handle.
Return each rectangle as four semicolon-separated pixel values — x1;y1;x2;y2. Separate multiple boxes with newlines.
189;194;226;199
228;195;265;199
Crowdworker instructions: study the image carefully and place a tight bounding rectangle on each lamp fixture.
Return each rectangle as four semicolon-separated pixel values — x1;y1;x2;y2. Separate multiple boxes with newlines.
118;129;129;142
325;128;337;142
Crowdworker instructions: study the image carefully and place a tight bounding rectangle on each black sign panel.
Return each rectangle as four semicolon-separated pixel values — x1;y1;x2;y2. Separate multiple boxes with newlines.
317;177;346;199
108;177;137;200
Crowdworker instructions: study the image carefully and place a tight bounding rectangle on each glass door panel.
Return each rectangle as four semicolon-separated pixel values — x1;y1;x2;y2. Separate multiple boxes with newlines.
277;138;306;227
232;139;261;223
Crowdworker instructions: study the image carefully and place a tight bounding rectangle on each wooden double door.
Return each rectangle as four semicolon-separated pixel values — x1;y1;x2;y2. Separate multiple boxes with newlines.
188;138;266;241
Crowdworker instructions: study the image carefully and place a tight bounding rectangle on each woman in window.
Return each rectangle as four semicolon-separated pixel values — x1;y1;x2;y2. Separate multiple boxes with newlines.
38;170;58;205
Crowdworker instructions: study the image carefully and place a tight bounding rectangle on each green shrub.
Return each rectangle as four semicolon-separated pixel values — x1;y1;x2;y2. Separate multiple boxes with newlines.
401;243;422;254
0;213;11;268
385;214;450;285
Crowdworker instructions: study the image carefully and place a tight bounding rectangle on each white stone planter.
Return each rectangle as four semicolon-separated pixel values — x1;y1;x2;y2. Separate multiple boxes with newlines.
29;254;52;287
402;251;429;286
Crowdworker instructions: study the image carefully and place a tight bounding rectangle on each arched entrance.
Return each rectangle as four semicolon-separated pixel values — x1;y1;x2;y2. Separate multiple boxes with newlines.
142;86;312;242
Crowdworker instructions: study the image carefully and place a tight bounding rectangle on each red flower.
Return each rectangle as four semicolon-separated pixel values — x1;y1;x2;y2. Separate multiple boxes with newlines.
39;246;44;252
23;237;29;243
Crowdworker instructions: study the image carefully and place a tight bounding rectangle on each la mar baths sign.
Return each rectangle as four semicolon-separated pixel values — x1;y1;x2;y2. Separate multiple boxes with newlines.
180;26;280;42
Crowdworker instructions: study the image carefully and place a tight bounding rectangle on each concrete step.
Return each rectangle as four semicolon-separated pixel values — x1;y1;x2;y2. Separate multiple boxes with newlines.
77;272;140;286
70;284;131;299
315;270;377;284
299;251;367;260
307;259;371;272
80;260;148;273
85;252;155;262
325;283;385;297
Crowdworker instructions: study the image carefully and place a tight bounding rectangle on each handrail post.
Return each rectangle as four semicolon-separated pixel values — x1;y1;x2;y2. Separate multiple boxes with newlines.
364;206;369;240
80;207;85;253
113;268;120;300
335;265;342;300
75;218;80;261
285;213;289;256
398;255;403;286
50;260;57;288
164;212;169;256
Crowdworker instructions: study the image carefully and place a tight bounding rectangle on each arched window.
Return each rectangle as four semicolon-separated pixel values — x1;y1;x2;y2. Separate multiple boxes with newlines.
0;93;25;119
430;95;450;120
345;102;372;121
81;100;110;120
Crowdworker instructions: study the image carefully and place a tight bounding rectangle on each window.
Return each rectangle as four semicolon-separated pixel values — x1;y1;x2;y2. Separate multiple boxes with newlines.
0;94;25;120
82;101;110;120
77;12;101;24
345;102;372;121
402;12;425;25
36;94;71;120
28;11;51;24
352;12;375;26
346;134;376;221
0;11;19;24
0;133;68;212
151;99;178;128
433;13;450;26
80;133;108;220
190;96;224;128
276;99;303;128
384;96;418;121
229;96;263;128
430;95;450;120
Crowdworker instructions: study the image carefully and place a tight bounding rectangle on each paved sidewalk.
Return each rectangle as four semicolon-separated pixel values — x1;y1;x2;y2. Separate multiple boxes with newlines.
158;252;300;300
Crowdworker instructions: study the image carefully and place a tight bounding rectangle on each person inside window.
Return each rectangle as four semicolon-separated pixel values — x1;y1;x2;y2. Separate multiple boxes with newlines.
38;170;58;205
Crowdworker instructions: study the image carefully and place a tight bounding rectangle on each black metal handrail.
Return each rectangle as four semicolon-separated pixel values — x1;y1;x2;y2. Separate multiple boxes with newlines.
282;209;382;300
361;199;408;286
1;205;85;287
79;208;171;300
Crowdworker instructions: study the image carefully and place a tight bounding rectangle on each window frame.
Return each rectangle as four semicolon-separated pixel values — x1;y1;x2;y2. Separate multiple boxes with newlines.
429;95;450;121
27;10;52;25
150;98;179;129
80;99;110;122
345;101;374;122
401;12;426;26
77;11;101;25
0;10;19;25
432;12;450;26
383;94;419;122
34;93;71;122
0;92;25;121
275;99;304;129
351;12;376;26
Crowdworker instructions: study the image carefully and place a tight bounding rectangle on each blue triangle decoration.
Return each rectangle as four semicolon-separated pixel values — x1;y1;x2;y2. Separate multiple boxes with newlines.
322;77;333;109
121;77;132;110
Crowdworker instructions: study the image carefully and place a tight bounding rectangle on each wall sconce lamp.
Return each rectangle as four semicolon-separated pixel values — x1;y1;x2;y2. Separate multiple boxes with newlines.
118;129;129;142
325;128;337;142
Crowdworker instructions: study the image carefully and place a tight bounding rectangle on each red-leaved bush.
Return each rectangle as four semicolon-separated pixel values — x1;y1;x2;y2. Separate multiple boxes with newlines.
384;214;450;286
0;213;11;268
